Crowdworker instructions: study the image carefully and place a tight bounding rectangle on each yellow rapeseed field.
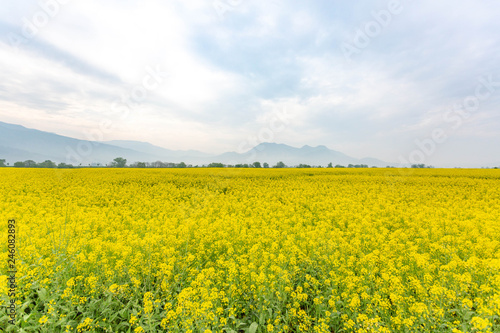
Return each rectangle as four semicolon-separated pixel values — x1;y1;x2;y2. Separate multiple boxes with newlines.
1;168;500;332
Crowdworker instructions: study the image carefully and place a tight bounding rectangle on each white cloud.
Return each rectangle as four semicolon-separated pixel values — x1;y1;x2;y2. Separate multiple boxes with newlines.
1;0;499;166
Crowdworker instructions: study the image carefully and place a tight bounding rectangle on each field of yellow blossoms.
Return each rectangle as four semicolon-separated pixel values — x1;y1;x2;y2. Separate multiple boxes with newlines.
1;168;500;332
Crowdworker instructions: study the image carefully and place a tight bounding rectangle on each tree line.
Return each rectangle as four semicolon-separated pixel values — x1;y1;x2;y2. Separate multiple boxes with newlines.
3;158;481;169
0;159;69;168
0;158;374;169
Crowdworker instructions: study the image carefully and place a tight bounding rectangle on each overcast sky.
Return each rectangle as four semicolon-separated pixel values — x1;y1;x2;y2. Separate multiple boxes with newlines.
1;0;499;166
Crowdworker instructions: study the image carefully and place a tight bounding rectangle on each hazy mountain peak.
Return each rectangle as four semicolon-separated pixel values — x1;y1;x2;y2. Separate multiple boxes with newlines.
255;142;285;148
0;121;391;167
301;144;329;151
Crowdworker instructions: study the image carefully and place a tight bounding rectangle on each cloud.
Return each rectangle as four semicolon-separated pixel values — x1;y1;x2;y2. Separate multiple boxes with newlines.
0;0;499;166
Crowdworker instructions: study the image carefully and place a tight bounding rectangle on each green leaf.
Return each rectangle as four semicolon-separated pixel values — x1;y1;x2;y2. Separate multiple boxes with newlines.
38;288;48;302
116;321;130;330
248;322;258;333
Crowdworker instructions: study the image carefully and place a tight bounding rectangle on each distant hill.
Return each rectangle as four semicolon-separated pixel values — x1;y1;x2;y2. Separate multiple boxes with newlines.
0;121;391;166
212;142;389;167
0;122;158;165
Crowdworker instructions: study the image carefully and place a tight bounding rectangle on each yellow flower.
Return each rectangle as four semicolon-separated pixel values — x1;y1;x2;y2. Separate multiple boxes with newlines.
471;317;491;330
76;318;93;332
143;292;153;314
462;298;473;308
66;277;75;287
109;283;119;293
2;168;500;331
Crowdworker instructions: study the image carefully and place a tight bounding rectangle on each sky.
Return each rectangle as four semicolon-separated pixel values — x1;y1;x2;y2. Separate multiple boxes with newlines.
0;0;499;167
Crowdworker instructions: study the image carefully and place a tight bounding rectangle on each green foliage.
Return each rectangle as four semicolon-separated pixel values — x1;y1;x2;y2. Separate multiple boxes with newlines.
208;162;225;168
412;164;433;168
273;161;286;168
111;157;127;168
58;163;74;169
24;160;37;167
38;160;57;168
347;164;368;168
132;162;147;168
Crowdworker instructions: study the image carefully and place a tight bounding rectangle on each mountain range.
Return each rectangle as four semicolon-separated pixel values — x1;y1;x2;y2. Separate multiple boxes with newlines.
0;121;391;167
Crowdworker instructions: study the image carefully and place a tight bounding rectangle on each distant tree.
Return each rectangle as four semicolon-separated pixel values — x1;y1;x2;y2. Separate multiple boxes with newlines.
24;160;37;167
297;164;311;168
252;162;262;168
149;161;161;168
208;162;224;168
411;164;426;168
327;162;333;168
274;161;286;168
111;157;127;168
0;159;6;167
335;164;345;168
57;163;74;168
176;162;187;168
130;162;146;168
14;161;25;167
263;162;269;168
38;160;57;168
